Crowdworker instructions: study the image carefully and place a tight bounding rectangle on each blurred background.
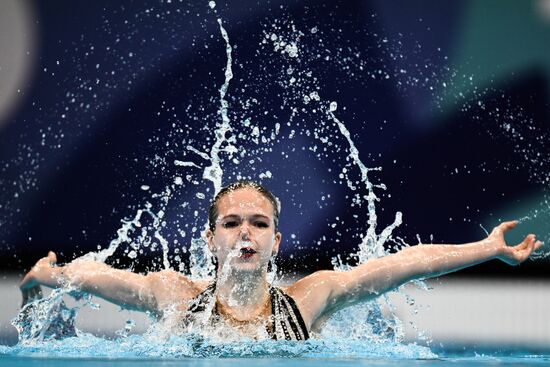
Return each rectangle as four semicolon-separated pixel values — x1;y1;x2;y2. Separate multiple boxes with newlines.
0;0;548;348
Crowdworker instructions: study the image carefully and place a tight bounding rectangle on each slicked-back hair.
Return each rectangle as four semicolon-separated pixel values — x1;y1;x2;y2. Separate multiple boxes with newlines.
208;181;280;232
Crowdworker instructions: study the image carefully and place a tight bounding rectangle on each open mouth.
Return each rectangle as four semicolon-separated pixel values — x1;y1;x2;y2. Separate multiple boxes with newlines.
239;247;257;258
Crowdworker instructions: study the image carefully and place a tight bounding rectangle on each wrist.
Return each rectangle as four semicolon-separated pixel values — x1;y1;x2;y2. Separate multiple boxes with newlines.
47;266;65;287
480;238;502;260
59;261;89;288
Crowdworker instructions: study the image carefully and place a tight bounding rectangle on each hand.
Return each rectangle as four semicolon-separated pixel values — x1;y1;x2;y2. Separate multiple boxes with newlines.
488;221;544;266
20;251;58;307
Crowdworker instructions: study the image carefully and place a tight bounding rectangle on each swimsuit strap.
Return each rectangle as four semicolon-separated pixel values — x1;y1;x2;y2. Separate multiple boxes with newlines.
269;287;309;341
187;282;216;313
187;283;309;340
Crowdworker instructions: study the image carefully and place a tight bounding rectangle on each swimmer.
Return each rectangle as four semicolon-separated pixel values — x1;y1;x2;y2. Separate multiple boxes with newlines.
19;181;543;340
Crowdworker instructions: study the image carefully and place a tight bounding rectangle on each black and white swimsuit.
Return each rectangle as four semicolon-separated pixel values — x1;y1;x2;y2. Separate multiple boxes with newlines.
186;283;309;341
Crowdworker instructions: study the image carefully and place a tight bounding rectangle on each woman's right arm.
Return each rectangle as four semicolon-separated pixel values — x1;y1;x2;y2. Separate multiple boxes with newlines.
20;252;160;314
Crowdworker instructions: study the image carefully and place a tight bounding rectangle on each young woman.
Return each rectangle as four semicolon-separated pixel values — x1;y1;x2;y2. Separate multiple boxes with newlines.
20;181;543;340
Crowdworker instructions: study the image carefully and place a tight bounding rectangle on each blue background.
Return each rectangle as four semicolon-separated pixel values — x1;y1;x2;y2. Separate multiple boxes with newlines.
0;0;548;277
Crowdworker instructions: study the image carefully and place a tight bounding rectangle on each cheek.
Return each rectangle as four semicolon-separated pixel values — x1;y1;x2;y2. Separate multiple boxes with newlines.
259;233;277;252
256;230;275;241
211;233;231;252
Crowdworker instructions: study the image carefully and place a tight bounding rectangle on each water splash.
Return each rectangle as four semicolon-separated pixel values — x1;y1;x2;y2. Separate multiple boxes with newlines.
81;186;174;270
201;15;236;196
8;6;427;355
0;333;435;359
326;109;403;261
13;290;77;343
11;0;549;359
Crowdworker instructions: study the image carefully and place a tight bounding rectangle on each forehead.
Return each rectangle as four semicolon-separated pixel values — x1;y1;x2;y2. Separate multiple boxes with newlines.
216;188;274;217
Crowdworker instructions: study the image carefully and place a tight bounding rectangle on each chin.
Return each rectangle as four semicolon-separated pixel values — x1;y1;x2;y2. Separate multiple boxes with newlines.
228;259;265;273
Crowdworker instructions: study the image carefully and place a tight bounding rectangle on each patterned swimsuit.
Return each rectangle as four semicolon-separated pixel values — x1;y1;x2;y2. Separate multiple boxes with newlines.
186;283;309;340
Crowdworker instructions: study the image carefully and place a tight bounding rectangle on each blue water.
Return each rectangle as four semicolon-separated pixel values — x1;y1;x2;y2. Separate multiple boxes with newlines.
1;333;549;366
0;353;549;367
0;334;434;359
4;288;548;365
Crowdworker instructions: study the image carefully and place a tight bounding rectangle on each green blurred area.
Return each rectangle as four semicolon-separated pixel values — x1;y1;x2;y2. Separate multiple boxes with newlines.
440;0;549;261
439;0;550;110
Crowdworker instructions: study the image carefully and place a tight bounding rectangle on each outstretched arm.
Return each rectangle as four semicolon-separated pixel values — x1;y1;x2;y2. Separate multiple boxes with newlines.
20;252;159;314
290;221;543;329
335;221;541;299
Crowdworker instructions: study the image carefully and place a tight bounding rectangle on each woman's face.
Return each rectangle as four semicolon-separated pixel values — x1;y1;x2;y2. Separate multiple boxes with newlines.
207;187;281;275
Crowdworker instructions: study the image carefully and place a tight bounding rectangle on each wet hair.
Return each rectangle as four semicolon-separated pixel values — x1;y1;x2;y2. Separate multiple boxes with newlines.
208;180;280;232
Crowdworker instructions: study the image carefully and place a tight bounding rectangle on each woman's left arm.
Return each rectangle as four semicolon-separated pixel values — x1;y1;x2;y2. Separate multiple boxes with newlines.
335;221;541;302
292;221;543;328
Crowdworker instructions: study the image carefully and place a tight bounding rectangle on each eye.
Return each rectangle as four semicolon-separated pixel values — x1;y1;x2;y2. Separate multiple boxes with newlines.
253;221;269;228
222;221;239;228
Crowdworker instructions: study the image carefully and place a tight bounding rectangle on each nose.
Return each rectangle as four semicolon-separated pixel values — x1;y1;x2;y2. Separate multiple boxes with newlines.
239;222;250;240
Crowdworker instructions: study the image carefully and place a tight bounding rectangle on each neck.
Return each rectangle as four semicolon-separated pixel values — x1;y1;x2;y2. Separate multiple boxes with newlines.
215;269;270;318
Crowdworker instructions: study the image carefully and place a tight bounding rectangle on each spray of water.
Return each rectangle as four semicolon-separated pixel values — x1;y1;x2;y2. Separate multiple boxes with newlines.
7;3;429;356
8;0;547;360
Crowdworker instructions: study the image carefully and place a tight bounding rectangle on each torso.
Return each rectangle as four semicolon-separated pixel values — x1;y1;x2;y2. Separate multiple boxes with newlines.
185;282;309;340
149;269;335;338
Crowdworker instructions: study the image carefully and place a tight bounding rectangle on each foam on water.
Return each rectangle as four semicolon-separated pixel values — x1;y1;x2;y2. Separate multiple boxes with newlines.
0;333;435;359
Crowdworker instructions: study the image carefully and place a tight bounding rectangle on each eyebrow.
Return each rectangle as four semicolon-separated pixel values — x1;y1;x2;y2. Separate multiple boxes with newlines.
220;214;271;221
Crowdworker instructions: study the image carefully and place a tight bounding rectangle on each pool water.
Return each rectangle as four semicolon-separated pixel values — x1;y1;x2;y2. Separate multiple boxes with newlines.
1;334;549;367
1;354;549;367
3;280;549;367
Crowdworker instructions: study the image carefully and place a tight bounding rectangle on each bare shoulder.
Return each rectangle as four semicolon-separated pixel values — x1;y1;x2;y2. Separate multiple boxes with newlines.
192;278;214;291
282;270;341;330
146;270;203;308
284;270;340;298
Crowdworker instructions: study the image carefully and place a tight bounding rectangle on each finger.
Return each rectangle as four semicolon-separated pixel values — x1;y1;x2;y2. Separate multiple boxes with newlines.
47;251;57;266
534;240;543;251
499;220;519;233
523;237;540;253
517;236;536;263
515;234;535;250
512;236;528;252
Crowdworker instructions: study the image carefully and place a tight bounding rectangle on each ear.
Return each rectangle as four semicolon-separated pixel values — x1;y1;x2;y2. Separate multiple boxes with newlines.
206;229;216;253
272;232;281;256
